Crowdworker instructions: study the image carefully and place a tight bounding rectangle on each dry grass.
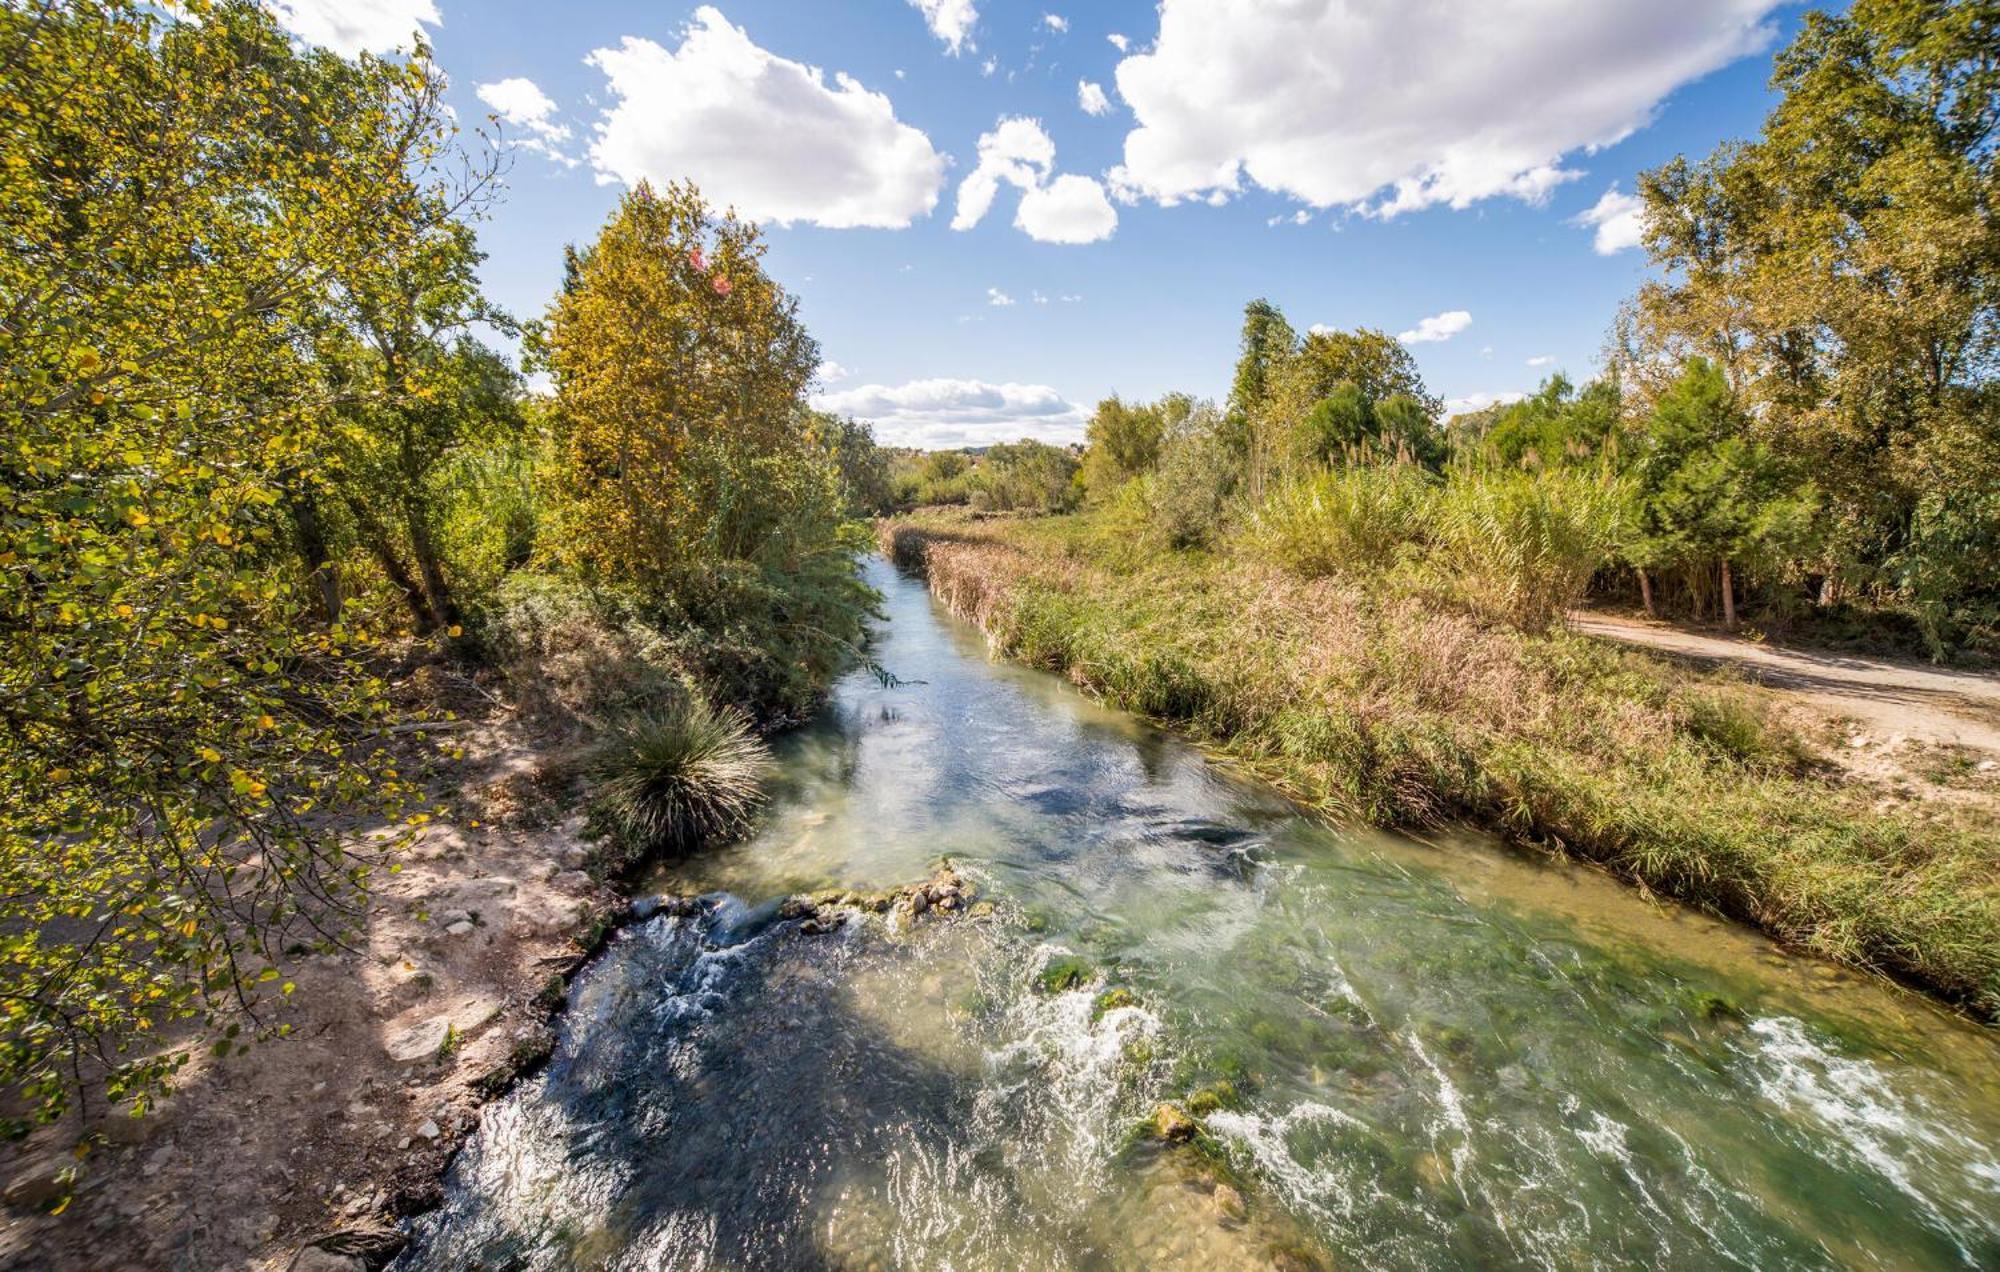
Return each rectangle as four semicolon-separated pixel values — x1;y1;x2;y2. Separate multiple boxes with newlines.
882;512;2000;1019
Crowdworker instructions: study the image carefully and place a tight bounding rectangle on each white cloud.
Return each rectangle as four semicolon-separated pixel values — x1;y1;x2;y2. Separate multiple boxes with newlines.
586;9;945;230
1060;293;1083;303
909;0;977;54
1444;391;1528;418
1016;174;1118;244
1398;310;1472;345
981;57;998;77
263;0;438;56
1032;290;1050;305
1526;355;1557;368
1107;33;1129;52
1078;80;1112;116
477;77;576;166
1574;185;1648;254
819;360;851;383
1042;13;1068;33
812;378;1088;449
952;116;1117;244
1108;0;1779;217
987;287;1015;306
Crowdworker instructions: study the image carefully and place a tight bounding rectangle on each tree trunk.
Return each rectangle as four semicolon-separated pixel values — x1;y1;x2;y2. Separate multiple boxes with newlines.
344;494;439;631
1636;566;1655;617
285;488;342;624
1720;557;1737;629
404;498;458;630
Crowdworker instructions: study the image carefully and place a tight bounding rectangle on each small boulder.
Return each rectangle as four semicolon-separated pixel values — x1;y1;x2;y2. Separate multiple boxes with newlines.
444;920;474;938
384;1016;452;1064
1213;1183;1246;1223
1150;1102;1197;1142
549;870;593;894
415;1119;441;1141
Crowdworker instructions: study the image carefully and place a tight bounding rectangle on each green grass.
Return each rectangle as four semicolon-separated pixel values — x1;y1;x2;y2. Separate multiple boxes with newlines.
882;511;2000;1020
589;697;773;858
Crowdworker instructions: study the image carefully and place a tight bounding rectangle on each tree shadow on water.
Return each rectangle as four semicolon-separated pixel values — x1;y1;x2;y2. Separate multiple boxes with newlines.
395;908;1026;1270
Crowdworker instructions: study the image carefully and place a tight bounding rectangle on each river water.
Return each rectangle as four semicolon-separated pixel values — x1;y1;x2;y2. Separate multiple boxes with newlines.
399;556;2000;1270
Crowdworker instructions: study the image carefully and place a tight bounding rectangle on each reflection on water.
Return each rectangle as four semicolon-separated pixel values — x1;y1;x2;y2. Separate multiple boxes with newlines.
400;556;2000;1270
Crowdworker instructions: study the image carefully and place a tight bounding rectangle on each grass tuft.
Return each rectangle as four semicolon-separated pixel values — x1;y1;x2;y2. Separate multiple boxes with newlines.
590;697;773;856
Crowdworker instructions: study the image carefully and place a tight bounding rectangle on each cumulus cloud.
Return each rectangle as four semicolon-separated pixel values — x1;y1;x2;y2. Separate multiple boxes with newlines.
812;378;1088;449
1042;13;1068;33
586;9;945;229
909;0;977;54
1078;80;1112;116
819;360;851;383
952;116;1117;244
477;77;576;166
263;0;438;56
1574;185;1648;254
1107;32;1129;51
1398;310;1472;345
1526;355;1557;368
1444;391;1528;418
1016;175;1118;244
987;287;1015;306
1108;0;1780;216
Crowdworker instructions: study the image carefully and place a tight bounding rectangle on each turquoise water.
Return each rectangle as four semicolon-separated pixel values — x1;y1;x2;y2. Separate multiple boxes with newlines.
399;556;2000;1269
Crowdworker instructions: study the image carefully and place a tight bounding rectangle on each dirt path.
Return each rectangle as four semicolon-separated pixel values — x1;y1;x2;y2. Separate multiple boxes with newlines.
0;674;619;1271
1572;613;2000;755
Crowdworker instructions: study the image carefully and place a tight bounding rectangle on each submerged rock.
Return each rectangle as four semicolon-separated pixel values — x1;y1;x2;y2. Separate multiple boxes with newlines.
1213;1182;1247;1223
1150;1102;1197;1142
788;867;974;935
1036;955;1093;994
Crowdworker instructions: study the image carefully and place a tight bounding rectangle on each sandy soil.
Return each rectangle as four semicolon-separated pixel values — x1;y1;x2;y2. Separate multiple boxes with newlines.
0;675;619;1271
1574;612;2000;807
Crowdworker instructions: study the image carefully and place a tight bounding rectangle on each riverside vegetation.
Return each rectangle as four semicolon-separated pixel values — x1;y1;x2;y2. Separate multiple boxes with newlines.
885;0;2000;1019
0;0;889;1207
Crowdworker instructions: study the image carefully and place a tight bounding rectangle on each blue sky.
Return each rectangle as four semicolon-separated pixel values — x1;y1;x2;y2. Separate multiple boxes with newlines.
267;0;1808;448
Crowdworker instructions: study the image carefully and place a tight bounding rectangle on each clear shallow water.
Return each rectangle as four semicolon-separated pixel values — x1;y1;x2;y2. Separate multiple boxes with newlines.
400;556;2000;1270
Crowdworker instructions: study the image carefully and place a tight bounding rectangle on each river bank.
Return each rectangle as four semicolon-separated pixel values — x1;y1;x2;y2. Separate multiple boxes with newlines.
0;665;632;1271
879;513;2000;1022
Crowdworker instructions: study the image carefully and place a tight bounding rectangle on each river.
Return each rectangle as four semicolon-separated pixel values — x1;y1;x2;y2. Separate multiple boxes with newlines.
397;555;2000;1270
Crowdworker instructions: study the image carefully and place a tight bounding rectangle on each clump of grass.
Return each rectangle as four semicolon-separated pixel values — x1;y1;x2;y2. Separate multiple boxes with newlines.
590;697;773;856
1428;468;1625;632
1248;465;1433;577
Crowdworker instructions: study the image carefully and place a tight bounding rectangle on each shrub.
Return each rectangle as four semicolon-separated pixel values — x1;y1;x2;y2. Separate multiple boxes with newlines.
1432;469;1625;631
1247;464;1434;576
1150;412;1237;549
590;698;773;856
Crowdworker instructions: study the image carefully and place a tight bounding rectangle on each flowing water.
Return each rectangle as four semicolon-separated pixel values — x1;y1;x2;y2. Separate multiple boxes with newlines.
400;556;2000;1270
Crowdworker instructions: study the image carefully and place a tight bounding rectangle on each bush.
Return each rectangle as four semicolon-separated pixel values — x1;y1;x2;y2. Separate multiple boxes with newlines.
1149;411;1237;549
1247;464;1434;576
477;573;695;729
1433;469;1625;631
590;698;773;856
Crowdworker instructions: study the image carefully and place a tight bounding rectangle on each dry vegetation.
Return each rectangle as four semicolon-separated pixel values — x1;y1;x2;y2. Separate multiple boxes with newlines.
882;513;2000;1020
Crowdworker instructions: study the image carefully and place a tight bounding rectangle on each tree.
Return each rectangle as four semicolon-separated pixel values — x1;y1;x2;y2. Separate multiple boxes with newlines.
1226;298;1296;447
1077;393;1196;497
544;179;871;716
1623;0;1998;640
1627;361;1819;625
1461;374;1625;472
815;414;897;517
0;0;474;1142
325;220;522;632
974;441;1082;512
547;180;820;582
